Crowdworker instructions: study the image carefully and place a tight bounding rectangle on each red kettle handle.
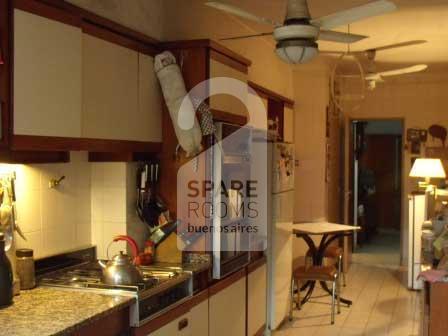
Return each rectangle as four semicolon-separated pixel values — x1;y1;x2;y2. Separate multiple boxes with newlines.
113;235;139;261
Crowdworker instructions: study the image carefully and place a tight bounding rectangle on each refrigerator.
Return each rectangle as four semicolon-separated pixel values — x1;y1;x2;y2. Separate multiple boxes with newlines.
266;142;295;331
408;193;427;290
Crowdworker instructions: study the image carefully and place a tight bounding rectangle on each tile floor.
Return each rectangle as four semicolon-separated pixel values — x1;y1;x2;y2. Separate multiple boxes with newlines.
276;232;420;336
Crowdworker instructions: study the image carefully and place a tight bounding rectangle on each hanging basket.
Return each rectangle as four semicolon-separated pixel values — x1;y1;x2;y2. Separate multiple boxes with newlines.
330;52;366;112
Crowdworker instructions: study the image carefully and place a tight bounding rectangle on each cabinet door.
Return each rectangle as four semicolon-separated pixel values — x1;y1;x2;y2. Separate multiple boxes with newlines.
137;53;162;142
248;264;267;336
82;34;139;141
284;106;294;143
149;312;191;336
209;277;246;336
209;58;248;118
14;9;82;137
190;299;209;336
247;93;268;129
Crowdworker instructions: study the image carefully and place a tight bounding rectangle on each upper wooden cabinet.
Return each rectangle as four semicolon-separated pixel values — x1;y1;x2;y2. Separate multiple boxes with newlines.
82;33;139;141
161;40;251;126
284;105;294;144
249;81;295;142
209;57;248;120
13;9;82;138
82;34;162;143
138;53;162;142
2;0;162;160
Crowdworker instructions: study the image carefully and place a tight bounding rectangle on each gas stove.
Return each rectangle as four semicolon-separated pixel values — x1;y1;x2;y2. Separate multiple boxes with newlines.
39;261;193;327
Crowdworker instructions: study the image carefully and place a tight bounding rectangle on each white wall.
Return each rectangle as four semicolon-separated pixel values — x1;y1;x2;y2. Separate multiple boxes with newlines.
293;66;331;223
14;152;91;259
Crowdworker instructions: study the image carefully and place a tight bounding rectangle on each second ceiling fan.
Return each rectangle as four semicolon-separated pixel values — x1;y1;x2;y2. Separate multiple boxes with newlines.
326;41;428;89
205;0;398;64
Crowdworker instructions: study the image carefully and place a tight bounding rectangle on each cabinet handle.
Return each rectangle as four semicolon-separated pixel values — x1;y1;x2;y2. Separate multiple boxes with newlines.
178;318;189;331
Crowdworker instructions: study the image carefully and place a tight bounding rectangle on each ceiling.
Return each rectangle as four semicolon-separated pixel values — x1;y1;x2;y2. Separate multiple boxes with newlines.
206;0;448;70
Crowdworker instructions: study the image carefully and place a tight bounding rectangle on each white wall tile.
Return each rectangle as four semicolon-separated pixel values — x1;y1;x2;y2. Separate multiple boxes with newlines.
102;187;126;222
43;225;76;257
15;165;40;191
91;220;104;258
102;220;127;259
91;163;104;189
15;189;41;233
15;231;43;259
102;163;126;188
76;220;91;247
12;152;93;259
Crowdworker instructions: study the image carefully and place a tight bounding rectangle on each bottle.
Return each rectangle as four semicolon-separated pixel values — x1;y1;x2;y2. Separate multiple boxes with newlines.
16;248;35;290
0;233;13;307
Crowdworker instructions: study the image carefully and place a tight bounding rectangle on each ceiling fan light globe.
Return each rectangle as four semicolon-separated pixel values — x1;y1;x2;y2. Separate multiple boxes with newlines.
275;40;318;64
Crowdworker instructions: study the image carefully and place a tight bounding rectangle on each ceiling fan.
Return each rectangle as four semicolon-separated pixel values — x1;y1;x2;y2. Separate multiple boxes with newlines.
205;0;398;64
327;40;429;89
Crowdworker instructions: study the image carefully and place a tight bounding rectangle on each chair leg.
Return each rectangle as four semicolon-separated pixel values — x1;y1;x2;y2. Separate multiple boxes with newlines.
339;255;346;287
289;277;295;321
331;280;336;325
337;275;341;314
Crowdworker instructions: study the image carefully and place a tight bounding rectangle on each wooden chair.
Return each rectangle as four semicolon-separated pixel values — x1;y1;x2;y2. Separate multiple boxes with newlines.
290;265;341;324
306;246;346;287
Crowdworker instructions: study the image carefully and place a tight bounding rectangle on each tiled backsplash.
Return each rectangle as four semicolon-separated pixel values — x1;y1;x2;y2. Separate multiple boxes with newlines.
91;162;148;260
13;152;91;259
91;162;127;259
9;152;148;260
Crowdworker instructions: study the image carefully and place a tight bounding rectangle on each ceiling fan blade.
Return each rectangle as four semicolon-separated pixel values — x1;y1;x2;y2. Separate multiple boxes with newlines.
319;50;346;55
310;0;397;30
205;1;280;27
365;64;428;80
319;30;367;44
366;40;427;52
220;32;273;41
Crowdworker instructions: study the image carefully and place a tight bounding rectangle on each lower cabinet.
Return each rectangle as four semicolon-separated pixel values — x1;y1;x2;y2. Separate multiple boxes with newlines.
247;263;267;336
209;275;246;336
190;298;209;336
136;265;265;336
149;312;192;336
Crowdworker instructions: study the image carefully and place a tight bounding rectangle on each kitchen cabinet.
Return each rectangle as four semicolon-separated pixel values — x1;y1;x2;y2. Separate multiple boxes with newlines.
248;81;295;142
149;312;192;336
283;105;294;143
247;92;268;129
138;53;163;142
1;0;162;160
13;8;82;138
190;298;209;336
73;306;130;336
82;34;162;144
209;57;248;119
161;40;251;126
247;261;267;336
209;273;246;336
82;33;139;141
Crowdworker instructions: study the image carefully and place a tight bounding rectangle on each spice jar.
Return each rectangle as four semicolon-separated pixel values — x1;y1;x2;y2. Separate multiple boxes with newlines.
16;249;35;290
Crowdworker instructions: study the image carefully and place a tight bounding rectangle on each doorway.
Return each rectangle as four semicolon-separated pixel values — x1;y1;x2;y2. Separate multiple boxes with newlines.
350;119;403;266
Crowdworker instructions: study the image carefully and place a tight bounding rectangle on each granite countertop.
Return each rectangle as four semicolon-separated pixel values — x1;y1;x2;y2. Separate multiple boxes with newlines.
0;287;135;336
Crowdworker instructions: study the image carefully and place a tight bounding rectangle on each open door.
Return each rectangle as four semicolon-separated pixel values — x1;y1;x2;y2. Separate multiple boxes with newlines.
343;118;356;269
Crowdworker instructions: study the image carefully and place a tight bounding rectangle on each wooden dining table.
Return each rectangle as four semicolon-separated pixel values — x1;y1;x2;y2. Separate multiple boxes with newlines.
293;222;361;306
